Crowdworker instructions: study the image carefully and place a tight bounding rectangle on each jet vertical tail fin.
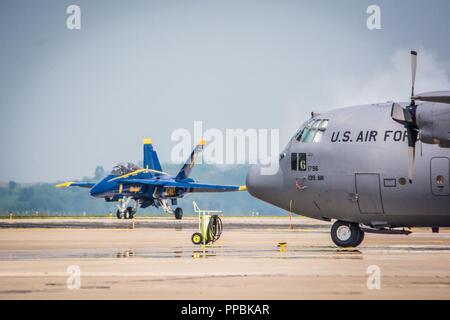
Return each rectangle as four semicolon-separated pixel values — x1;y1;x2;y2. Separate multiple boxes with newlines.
175;140;205;180
143;138;163;173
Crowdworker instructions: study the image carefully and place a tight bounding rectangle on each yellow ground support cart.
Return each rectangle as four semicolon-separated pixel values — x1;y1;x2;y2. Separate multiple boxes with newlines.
191;201;223;245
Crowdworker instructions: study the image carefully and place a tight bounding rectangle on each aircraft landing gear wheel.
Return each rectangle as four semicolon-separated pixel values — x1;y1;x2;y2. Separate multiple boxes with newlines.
191;232;203;245
116;210;123;219
353;228;365;247
331;221;364;248
174;207;183;220
125;207;135;219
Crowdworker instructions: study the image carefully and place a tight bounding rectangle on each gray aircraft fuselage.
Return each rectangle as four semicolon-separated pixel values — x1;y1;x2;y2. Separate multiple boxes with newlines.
247;102;450;228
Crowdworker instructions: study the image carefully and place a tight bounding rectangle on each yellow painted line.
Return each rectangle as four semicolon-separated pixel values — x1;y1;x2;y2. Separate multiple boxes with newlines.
109;169;148;182
109;168;170;182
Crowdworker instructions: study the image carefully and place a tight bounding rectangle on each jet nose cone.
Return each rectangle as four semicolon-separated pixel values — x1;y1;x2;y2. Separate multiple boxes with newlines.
246;163;284;203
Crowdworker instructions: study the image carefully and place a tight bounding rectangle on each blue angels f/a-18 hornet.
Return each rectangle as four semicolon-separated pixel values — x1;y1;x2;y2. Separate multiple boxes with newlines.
56;139;246;219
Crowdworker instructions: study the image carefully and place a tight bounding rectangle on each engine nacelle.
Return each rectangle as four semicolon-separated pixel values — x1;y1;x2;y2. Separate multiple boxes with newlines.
416;103;450;148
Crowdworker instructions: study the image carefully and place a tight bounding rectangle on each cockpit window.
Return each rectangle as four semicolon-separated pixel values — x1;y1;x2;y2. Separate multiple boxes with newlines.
110;162;141;176
294;119;329;143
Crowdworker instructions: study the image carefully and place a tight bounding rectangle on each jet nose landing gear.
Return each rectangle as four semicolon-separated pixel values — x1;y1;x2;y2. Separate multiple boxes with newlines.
116;197;137;219
331;221;365;248
116;207;136;219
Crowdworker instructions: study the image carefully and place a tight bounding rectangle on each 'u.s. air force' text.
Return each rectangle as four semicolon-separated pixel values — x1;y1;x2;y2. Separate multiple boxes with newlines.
330;130;408;143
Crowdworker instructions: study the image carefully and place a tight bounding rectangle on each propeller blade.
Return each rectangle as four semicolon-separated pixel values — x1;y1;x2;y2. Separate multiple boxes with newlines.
411;51;418;97
412;91;450;104
392;51;420;183
405;125;419;183
407;146;415;183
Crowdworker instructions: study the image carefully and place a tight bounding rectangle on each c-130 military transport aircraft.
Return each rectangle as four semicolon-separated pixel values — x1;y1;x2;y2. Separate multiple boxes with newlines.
57;139;246;220
247;51;450;247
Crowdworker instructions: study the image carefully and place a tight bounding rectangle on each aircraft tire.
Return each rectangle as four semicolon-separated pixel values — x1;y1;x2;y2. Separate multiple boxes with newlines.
116;210;123;219
174;207;183;220
125;207;134;219
353;228;365;247
331;221;363;248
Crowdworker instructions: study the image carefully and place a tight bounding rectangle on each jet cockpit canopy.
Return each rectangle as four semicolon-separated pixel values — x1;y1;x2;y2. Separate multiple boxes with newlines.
110;162;141;176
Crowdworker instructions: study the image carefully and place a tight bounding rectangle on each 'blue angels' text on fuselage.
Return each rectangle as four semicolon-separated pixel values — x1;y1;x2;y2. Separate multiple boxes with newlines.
330;130;408;143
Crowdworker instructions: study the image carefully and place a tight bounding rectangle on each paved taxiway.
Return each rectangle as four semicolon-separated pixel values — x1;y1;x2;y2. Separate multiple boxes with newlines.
0;216;450;299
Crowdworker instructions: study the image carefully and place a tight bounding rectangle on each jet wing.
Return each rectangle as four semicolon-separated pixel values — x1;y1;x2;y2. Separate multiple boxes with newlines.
121;179;246;193
55;182;95;188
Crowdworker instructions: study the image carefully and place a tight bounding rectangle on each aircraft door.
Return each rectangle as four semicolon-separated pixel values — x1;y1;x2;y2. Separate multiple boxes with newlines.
430;157;450;196
355;173;384;214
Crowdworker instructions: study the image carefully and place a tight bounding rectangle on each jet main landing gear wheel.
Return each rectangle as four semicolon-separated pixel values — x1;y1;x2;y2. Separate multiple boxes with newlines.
174;207;183;220
331;220;365;247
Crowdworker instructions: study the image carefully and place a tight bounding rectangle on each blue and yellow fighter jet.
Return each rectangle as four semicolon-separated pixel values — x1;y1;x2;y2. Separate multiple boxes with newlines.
56;139;246;219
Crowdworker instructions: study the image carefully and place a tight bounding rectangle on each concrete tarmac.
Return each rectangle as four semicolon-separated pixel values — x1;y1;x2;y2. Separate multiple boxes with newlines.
0;216;450;299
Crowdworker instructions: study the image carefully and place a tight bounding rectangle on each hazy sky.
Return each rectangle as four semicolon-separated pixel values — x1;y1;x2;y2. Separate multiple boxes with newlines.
1;0;450;182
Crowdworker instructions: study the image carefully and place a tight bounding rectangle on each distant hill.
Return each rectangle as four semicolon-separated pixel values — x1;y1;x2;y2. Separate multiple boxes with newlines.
0;164;285;217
